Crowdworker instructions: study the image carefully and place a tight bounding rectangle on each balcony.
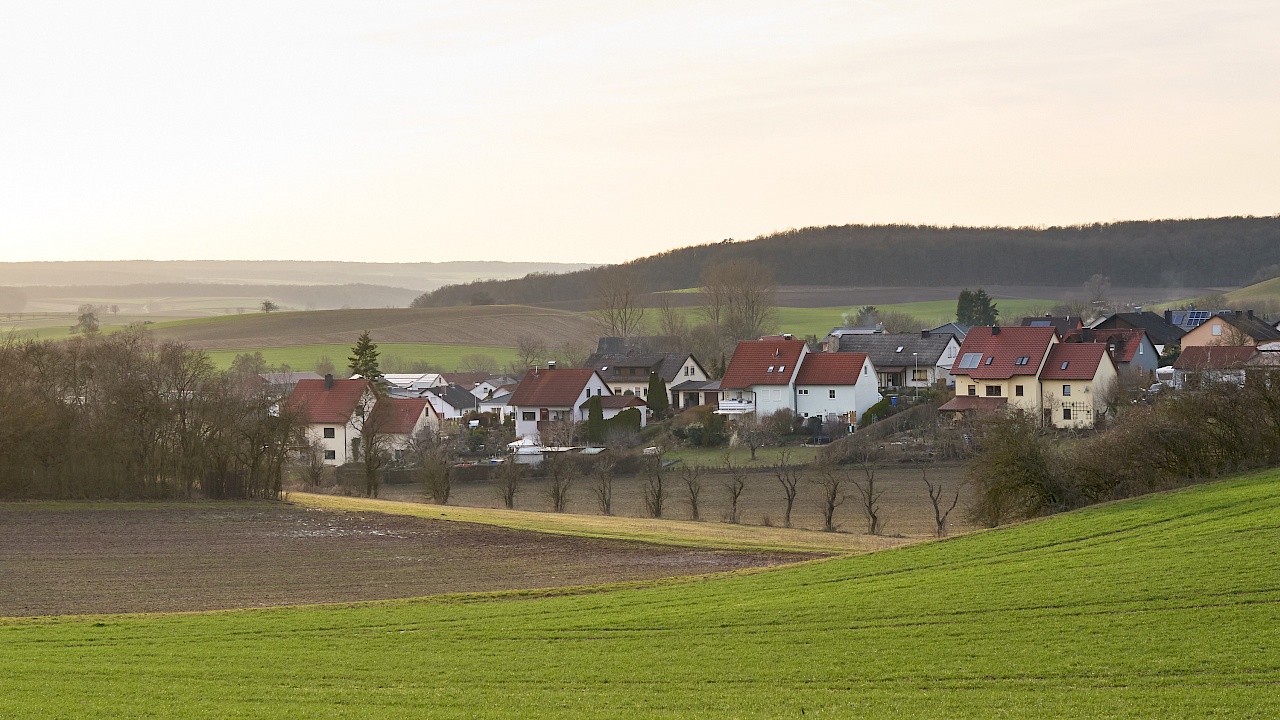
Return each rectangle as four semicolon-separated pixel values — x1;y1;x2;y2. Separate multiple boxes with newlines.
716;398;755;415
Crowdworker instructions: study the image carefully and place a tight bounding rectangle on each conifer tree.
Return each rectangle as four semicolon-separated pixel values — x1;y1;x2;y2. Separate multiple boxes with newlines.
585;395;605;444
348;331;384;386
646;371;669;415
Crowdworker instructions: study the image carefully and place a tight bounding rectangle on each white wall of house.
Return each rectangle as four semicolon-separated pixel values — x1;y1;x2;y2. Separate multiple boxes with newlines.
749;385;793;416
513;374;611;442
795;357;882;422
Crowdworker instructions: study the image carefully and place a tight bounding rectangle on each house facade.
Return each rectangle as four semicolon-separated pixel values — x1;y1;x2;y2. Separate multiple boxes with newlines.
718;337;881;423
1039;343;1118;429
286;376;378;465
1063;327;1159;377
581;351;708;404
831;331;960;389
369;397;440;463
1179;311;1280;348
793;352;881;423
508;365;616;443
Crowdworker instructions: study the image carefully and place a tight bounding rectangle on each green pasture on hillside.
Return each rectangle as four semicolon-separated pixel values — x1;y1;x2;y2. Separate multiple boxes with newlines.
202;343;521;372
3;471;1278;717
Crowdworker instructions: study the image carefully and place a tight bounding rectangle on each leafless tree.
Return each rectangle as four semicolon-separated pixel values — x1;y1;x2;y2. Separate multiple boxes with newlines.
722;453;747;524
734;413;777;461
555;341;593;369
591;456;616;515
593;266;648;338
1085;273;1111;305
515;334;548;370
703;259;778;344
922;466;960;538
774;450;802;528
850;443;886;535
411;426;457;504
811;461;849;532
641;452;668;518
544;454;578;513
458;353;499;374
494;459;525;509
680;463;705;521
655;294;692;353
296;438;329;487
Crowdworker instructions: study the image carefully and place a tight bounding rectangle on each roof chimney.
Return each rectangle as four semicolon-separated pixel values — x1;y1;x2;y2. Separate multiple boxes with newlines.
324;373;333;390
1248;309;1255;319
991;326;1001;335
547;360;556;370
921;330;930;338
1164;310;1173;324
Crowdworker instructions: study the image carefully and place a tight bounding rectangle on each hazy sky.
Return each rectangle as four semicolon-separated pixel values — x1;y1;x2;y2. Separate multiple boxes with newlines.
2;1;1276;264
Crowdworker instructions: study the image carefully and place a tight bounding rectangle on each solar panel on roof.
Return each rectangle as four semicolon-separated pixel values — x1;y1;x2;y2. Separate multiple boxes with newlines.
959;353;982;369
1031;320;1051;327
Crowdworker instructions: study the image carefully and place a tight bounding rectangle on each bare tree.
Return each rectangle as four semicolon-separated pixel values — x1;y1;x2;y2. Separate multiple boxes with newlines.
680;463;705;521
641;452;668;518
296;438;329;487
722;453;747;524
555;341;593;369
591;456;616;515
922;466;960;538
350;395;390;498
411;426;457;504
1085;274;1111;305
458;353;499;374
544;454;578;513
705;259;778;344
850;443;885;535
494;459;525;509
593;266;648;338
515;335;548;370
811;461;849;532
774;450;802;528
656;294;692;352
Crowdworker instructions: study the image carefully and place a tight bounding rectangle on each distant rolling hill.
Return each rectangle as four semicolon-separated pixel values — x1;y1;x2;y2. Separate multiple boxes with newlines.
414;216;1279;307
146;305;602;350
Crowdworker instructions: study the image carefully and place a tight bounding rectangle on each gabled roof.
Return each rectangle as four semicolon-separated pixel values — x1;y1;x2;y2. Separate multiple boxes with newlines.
1216;312;1280;343
1092;312;1186;346
951;326;1057;380
481;391;513;406
720;339;807;389
369;397;431;435
1020;316;1084;335
794;353;868;385
1173;345;1259;371
428;384;480;411
835;333;955;369
930;322;971;341
439;371;496;388
1040;343;1110;380
578;395;647;410
582;352;702;384
1062;328;1150;363
285;379;372;424
595;336;670;354
508;368;602;407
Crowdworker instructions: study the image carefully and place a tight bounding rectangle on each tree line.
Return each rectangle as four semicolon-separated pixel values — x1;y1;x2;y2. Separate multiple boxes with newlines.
412;216;1280;307
0;329;296;500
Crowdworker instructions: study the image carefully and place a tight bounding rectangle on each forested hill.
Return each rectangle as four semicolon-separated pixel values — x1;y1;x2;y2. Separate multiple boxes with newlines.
413;216;1280;307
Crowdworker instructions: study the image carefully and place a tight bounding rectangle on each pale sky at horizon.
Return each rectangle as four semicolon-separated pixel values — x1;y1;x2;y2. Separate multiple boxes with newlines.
2;1;1277;264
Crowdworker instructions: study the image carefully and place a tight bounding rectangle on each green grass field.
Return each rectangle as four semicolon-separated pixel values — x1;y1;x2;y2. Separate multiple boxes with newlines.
202;343;521;372
3;470;1277;717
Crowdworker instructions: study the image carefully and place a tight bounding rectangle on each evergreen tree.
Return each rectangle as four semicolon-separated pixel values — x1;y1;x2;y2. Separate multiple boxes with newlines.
956;288;1000;326
647;371;669;415
348;331;384;386
585;395;605;444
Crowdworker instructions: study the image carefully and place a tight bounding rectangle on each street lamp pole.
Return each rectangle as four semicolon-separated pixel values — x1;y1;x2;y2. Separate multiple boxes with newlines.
913;352;919;400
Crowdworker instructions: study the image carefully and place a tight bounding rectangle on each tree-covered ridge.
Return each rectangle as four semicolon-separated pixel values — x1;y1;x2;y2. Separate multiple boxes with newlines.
414;215;1280;307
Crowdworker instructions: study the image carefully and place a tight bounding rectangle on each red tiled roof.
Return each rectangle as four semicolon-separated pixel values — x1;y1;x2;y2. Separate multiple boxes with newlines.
1063;328;1148;363
1172;345;1259;371
1040;343;1110;380
794;353;867;385
578;395;647;410
721;340;807;389
369;397;431;435
285;379;372;424
508;368;600;407
952;326;1057;380
938;396;1008;412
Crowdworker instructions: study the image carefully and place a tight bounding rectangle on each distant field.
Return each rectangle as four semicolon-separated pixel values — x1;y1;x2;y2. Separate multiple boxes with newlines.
3;469;1276;716
203;343;520;372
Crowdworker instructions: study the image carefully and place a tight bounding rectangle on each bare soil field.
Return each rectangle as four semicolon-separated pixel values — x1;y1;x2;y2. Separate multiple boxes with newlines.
0;504;808;616
147;305;600;350
378;462;977;538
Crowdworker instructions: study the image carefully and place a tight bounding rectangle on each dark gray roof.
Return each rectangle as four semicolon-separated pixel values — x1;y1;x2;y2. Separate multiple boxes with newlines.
670;379;720;392
595;336;672;354
930;322;971;341
582;352;703;384
1218;312;1280;342
835;333;956;369
1092;312;1186;346
428;384;480;411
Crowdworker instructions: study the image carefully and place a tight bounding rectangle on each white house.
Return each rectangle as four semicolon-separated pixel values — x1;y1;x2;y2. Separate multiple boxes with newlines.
368;396;441;463
285;376;378;465
718;337;809;416
793;352;882;424
508;365;614;443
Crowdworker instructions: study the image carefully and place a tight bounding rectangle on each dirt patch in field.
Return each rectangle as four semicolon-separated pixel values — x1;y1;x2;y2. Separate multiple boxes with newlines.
0;505;813;617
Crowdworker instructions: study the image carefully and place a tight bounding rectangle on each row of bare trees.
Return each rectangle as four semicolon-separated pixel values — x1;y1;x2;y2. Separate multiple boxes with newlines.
0;329;297;500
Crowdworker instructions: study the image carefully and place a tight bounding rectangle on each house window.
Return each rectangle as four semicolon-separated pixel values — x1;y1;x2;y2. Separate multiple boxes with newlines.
323;427;336;439
985;386;1001;397
799;388;809;395
1064;408;1073;420
912;369;928;382
1212;324;1222;336
968;385;976;396
1015;385;1024;397
324;450;336;460
522;411;536;421
1063;385;1071;396
828;389;836;399
394;449;404;462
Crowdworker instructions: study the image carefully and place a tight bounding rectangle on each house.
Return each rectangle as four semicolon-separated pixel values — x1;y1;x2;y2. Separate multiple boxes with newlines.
479;390;514;422
368;397;439;464
285;376;377;465
577;395;648;423
830;330;961;389
793;352;881;425
718;336;881;422
939;326;1058;418
820;325;884;351
581;351;709;404
669;379;721;409
930;322;971;343
1062;327;1159;377
1179;310;1280;348
440;371;500;392
472;376;520;400
718;337;809;416
1038;343;1118;429
1020;315;1085;336
382;373;446;392
595;336;672;354
508;364;623;443
1090;312;1186;353
426;384;480;420
1171;345;1259;389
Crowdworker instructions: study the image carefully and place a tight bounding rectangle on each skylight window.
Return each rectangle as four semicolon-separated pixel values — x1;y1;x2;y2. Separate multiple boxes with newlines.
959;353;982;369
766;365;774;373
984;356;994;365
778;365;786;373
1014;356;1030;366
895;346;904;353
1061;361;1070;370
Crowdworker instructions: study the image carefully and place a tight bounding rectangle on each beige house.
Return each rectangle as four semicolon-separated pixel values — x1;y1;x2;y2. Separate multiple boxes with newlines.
1180;311;1280;348
1038;343;1118;429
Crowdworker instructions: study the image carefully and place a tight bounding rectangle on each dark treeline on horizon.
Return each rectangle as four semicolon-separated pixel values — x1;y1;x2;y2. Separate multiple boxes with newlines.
414;216;1280;307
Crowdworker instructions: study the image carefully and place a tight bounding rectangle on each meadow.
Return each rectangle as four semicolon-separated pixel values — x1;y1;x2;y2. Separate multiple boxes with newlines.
2;469;1276;717
202;342;521;372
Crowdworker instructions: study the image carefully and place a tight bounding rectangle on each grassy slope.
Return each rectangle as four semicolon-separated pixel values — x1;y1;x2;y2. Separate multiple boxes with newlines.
202;343;521;371
3;472;1279;718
